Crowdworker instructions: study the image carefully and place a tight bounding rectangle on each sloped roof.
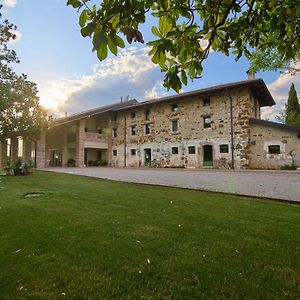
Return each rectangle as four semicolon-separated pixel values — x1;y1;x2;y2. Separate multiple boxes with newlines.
249;118;300;135
53;79;275;126
117;78;275;111
53;99;138;126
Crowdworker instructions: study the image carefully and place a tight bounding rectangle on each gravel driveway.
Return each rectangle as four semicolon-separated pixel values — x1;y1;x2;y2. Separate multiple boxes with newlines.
43;167;300;203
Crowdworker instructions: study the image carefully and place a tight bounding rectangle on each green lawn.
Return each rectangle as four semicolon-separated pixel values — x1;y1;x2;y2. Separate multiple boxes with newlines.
0;171;299;299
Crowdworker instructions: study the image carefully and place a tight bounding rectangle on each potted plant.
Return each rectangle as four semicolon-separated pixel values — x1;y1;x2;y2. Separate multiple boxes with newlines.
13;157;23;176
23;159;34;175
4;165;13;176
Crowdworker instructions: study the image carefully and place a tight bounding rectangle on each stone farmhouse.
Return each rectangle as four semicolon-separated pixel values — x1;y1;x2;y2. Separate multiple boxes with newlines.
1;78;299;170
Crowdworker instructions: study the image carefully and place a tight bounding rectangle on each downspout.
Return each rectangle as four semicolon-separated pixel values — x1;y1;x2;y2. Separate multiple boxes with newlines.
124;114;127;167
227;91;235;169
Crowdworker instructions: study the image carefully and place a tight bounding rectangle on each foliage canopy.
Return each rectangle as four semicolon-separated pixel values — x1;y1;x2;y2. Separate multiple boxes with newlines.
68;0;300;92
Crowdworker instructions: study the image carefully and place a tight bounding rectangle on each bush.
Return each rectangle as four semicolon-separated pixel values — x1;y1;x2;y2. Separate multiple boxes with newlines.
280;164;297;170
67;158;76;167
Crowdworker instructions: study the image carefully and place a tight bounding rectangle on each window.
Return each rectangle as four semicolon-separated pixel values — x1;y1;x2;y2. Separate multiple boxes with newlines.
131;126;136;136
98;128;102;134
112;128;117;138
145;124;151;134
145;110;151;121
268;145;280;154
113;150;117;156
188;146;196;154
172;147;179;154
113;113;117;122
203;116;212;128
131;111;136;119
84;127;88;132
172;104;179;112
131;149;136;156
203;97;210;106
220;144;229;153
171;120;178;132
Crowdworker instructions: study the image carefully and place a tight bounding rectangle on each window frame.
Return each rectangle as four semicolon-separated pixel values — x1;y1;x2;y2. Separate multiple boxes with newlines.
131;125;136;136
171;120;178;132
145;110;151;121
113;150;117;156
171;104;179;112
131;149;136;156
203;97;211;106
172;147;179;154
268;145;280;154
203;115;212;128
112;128;117;138
144;124;151;134
188;146;196;154
219;144;229;154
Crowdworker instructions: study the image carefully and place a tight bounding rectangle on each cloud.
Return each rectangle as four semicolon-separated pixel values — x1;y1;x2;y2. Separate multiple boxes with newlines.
39;47;168;116
262;65;300;121
3;0;17;8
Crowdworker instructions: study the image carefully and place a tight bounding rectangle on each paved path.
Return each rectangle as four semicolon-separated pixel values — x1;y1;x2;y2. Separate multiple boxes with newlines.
43;167;300;203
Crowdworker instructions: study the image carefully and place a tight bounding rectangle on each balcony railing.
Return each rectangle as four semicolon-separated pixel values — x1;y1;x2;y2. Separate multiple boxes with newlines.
84;132;108;143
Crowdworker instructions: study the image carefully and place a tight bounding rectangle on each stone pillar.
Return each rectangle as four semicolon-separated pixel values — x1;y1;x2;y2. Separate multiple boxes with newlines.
76;119;85;167
0;141;8;168
22;139;32;161
107;116;113;166
11;137;19;162
62;126;69;167
36;132;46;169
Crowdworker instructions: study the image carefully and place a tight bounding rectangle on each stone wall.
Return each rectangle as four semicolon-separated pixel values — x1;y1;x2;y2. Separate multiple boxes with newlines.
249;124;300;169
111;87;257;169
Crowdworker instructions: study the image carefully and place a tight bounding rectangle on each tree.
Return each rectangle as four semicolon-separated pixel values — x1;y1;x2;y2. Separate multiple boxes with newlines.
286;83;300;126
67;0;300;92
0;5;49;141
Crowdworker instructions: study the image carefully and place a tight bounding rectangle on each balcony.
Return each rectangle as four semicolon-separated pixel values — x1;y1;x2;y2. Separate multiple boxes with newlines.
83;132;109;149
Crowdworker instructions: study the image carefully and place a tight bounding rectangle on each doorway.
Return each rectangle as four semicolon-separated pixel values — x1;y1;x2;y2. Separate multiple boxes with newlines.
50;150;62;167
144;148;151;166
203;145;213;167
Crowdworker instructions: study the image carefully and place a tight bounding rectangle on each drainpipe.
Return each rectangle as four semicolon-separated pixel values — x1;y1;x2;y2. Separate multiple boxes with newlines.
227;91;235;169
124;114;127;167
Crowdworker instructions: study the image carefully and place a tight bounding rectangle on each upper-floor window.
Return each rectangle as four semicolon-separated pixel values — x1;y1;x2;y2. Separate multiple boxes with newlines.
113;150;117;156
113;113;117;122
172;104;179;112
203;115;212;128
188;146;196;154
144;124;151;134
131;111;136;119
112;128;117;138
98;128;102;134
268;145;280;154
145;110;151;121
203;97;210;106
172;147;179;154
220;144;229;153
131;149;136;156
171;120;178;132
84;127;88;132
131;126;136;136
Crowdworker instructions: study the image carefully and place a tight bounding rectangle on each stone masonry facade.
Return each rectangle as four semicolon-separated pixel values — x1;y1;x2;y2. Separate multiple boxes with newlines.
20;79;299;170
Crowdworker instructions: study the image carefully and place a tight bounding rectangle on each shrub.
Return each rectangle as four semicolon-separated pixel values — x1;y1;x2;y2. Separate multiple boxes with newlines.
67;158;76;167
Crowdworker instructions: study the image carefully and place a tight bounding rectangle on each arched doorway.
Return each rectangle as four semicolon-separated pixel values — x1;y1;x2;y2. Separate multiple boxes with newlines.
203;145;213;167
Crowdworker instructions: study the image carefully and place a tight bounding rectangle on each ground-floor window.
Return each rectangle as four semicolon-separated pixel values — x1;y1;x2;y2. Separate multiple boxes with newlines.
172;147;179;154
219;144;229;153
113;150;117;156
188;146;196;154
131;149;136;156
268;145;280;154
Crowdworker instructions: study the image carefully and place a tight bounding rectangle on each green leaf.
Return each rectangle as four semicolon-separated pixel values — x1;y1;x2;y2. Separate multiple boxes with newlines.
81;22;96;37
97;42;108;61
114;35;125;48
151;26;161;37
181;70;187;85
67;0;82;8
79;10;88;27
107;34;118;56
159;16;171;35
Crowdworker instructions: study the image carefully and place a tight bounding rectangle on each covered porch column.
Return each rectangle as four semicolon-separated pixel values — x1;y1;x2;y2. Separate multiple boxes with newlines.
76;119;85;167
0;140;8;168
22;138;32;162
11;137;19;162
36;132;46;168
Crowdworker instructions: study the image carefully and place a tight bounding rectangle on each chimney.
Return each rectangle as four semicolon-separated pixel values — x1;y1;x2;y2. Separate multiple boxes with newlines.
246;70;255;80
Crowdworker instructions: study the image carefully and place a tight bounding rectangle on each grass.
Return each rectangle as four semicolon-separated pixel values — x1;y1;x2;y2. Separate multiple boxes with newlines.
0;171;299;299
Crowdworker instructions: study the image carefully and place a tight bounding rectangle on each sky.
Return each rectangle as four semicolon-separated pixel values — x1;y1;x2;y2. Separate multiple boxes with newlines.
2;0;300;120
